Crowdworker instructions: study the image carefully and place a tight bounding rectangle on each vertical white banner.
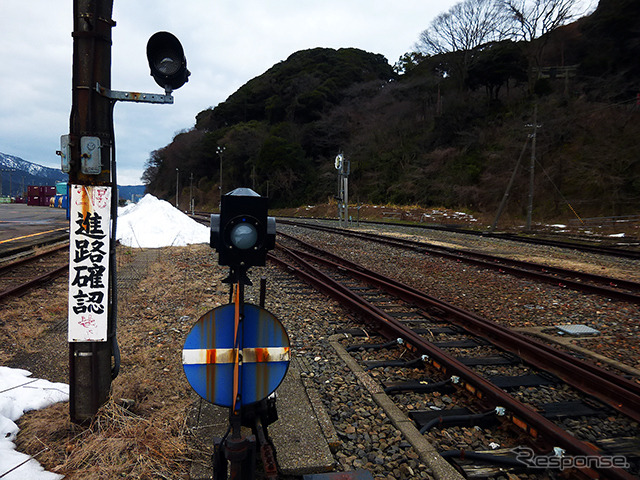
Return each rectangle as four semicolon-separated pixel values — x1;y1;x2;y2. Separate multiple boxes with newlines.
68;185;111;342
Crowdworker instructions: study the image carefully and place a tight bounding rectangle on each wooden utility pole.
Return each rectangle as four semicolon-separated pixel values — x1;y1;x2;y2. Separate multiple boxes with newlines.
526;104;538;231
489;137;530;232
65;1;189;425
68;0;116;424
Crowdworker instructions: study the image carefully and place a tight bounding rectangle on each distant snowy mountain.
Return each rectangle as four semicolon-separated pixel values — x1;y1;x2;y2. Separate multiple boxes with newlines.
0;152;67;197
0;152;145;200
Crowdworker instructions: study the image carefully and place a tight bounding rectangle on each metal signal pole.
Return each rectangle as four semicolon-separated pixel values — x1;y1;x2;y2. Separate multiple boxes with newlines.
335;154;350;227
176;168;180;208
190;172;194;215
68;0;116;424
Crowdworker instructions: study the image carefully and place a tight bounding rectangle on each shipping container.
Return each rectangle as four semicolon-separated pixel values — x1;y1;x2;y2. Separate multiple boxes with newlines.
28;186;40;196
27;196;40;206
55;182;68;195
41;186;56;197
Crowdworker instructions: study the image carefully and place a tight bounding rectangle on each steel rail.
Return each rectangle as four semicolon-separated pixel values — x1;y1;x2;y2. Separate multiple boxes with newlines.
0;264;69;301
277;236;640;413
280;220;640;304
0;243;69;276
347;229;640;292
278;217;640;260
268;248;636;480
0;233;70;262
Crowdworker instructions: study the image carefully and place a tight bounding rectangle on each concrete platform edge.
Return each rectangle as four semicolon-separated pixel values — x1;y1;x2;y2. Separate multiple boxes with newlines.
270;358;335;475
329;334;464;480
186;357;336;479
296;357;341;451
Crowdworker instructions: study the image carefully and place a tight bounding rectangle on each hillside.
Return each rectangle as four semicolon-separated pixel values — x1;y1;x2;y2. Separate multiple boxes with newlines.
0;152;146;202
0;153;68;197
143;0;640;220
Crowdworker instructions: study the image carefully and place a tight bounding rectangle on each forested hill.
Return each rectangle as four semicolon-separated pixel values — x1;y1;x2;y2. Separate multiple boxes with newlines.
143;0;640;219
196;48;395;128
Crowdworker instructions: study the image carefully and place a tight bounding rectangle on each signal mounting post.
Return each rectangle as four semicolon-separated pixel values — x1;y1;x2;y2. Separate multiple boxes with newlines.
197;187;282;478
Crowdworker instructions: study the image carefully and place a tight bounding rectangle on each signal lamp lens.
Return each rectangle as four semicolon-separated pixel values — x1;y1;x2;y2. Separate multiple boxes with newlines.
230;222;258;250
157;57;180;75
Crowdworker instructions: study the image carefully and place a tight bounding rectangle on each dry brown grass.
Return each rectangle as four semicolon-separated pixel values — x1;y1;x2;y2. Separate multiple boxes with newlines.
11;244;229;479
273;201;640;238
16;398;189;479
274;201;494;228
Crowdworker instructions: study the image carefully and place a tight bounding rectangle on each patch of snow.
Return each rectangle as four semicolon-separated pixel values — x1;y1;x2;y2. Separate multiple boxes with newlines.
116;194;209;248
0;367;68;480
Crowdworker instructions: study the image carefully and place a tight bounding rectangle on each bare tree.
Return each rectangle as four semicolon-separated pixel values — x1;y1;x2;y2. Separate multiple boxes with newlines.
501;0;580;42
415;0;508;88
416;0;507;55
501;0;582;83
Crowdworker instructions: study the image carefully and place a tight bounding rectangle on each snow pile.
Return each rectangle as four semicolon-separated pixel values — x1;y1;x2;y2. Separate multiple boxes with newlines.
420;209;478;222
0;367;68;480
117;194;209;248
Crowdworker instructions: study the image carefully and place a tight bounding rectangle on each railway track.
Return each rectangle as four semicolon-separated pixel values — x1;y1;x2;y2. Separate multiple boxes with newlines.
193;210;639;259
0;243;69;301
0;232;69;263
270;233;639;480
277;216;640;260
279;219;640;304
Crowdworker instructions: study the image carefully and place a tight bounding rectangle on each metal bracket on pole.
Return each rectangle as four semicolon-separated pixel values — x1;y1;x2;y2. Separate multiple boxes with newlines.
96;83;174;104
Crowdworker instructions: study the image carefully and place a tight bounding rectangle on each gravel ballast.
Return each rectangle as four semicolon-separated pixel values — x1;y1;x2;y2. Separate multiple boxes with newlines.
5;221;639;479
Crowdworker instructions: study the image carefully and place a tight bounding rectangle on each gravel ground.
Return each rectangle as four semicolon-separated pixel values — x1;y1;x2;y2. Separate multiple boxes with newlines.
282;222;640;374
259;270;435;479
5;221;640;479
276;222;640;477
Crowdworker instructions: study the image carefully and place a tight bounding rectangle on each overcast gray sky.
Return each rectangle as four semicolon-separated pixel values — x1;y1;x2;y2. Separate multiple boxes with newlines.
0;1;464;185
1;1;594;186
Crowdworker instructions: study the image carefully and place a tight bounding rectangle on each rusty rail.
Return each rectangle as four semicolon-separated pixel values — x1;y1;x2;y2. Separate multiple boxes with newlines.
0;244;69;276
0;264;69;301
277;237;640;414
268;243;637;480
279;220;640;304
278;217;640;260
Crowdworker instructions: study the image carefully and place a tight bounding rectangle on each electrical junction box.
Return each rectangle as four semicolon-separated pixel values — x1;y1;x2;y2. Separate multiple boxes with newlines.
59;135;71;173
81;136;101;175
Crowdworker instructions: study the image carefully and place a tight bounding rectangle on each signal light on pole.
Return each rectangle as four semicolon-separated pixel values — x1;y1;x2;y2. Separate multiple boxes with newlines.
210;188;276;276
146;31;190;93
